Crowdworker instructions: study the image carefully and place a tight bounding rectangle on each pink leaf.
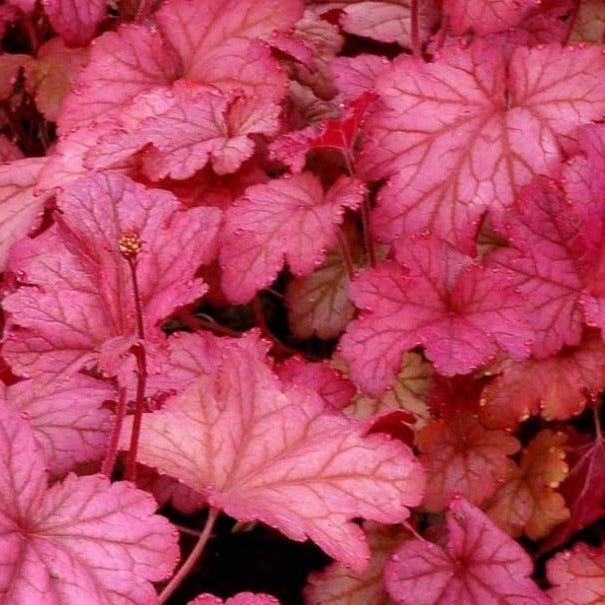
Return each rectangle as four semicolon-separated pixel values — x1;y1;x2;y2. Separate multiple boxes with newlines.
0;407;179;604
305;522;409;605
277;356;356;409
42;0;106;47
189;593;281;605
331;54;390;100
3;173;221;382
384;496;550;604
220;173;364;304
486;177;585;357
547;542;605;605
5;375;114;476
0;134;23;162
0;157;51;272
360;41;605;250
120;333;425;574
340;236;532;395
444;0;537;35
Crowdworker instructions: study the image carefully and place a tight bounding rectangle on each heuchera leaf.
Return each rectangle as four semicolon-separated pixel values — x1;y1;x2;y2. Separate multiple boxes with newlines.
443;0;537;35
542;426;605;552
3;173;221;382
340;235;532;395
119;333;425;574
5;375;113;476
330;55;390;100
286;246;355;340
547;542;605;605
485;429;570;540
304;522;409;605
479;330;605;430
89;88;281;181
276;356;356;409
0;406;179;604
42;0;106;47
486;177;585;357
384;496;550;605
0;157;51;272
359;41;605;250
188;593;281;605
220;173;364;304
416;411;520;511
343;352;433;428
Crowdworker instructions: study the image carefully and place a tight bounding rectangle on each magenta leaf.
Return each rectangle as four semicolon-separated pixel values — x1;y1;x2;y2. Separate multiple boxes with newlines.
220;173;364;304
444;0;536;35
340;235;532;395
119;333;425;573
384;496;550;604
0;406;179;604
42;0;106;47
359;41;605;250
486;177;585;357
3;173;221;382
5;374;114;476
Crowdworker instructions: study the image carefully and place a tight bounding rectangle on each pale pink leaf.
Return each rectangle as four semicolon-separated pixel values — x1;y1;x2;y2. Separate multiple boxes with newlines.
220;174;364;304
0;157;51;272
331;55;390;100
360;42;605;250
547;542;605;605
42;0;106;46
5;375;114;476
3;173;221;382
305;522;409;605
340;236;532;395
384;497;550;604
277;356;356;409
0;407;179;604
444;0;538;35
57;26;179;132
120;333;425;574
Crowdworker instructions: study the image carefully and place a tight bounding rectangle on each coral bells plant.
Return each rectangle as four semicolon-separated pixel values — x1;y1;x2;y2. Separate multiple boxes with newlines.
4;1;605;604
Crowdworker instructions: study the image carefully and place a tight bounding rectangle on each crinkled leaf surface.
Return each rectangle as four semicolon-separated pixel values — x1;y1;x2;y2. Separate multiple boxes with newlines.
417;412;519;511
359;42;605;250
340;236;532;395
5;374;113;476
3;173;221;381
384;497;550;604
444;0;536;35
547;542;605;605
486;177;585;357
479;331;605;429
120;333;425;574
42;0;106;47
305;522;409;605
0;157;51;272
221;174;364;304
0;406;179;604
286;247;355;340
486;429;570;540
343;352;433;428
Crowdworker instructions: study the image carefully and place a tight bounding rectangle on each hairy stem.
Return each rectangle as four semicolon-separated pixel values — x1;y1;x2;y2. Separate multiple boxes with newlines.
124;255;147;482
135;0;155;22
159;507;220;604
100;386;128;478
337;229;355;279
